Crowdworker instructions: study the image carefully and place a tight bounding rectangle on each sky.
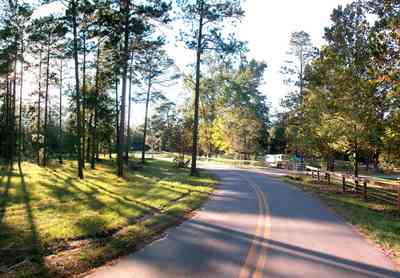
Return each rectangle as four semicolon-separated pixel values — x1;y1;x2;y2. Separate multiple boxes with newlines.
165;0;354;116
30;0;355;126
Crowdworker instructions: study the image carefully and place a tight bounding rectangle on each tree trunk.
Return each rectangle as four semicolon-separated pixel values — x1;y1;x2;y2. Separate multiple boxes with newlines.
115;77;119;161
141;77;151;164
191;0;204;176
59;59;63;164
18;36;24;164
10;46;17;166
72;0;84;179
91;46;100;169
125;54;133;162
87;113;93;161
82;30;87;167
37;48;42;165
354;148;359;178
5;76;10;161
373;149;380;172
109;139;112;159
43;32;51;166
117;0;130;177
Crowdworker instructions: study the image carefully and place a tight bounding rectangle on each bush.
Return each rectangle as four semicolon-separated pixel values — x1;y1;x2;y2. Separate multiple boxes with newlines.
287;175;304;182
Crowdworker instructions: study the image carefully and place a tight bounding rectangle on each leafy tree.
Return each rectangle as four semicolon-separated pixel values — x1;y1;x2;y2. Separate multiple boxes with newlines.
30;16;67;166
114;0;170;177
323;1;375;176
280;30;317;160
210;59;268;158
0;1;33;164
177;0;246;175
135;40;175;163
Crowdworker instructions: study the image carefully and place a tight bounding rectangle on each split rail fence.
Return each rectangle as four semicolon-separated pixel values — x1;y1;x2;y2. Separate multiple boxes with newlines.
305;166;400;210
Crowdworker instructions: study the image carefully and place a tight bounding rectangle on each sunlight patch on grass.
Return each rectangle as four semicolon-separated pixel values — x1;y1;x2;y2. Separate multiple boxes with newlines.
0;159;216;277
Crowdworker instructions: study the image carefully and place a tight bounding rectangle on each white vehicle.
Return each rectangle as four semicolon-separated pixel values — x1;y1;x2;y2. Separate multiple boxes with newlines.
265;154;290;168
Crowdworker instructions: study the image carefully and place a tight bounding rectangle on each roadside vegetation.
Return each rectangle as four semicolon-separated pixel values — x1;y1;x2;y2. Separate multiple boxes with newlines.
159;152;266;168
269;0;400;178
0;159;216;277
284;174;400;265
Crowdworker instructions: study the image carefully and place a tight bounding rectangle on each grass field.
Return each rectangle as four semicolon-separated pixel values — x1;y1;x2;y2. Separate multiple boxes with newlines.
284;175;400;265
0;159;216;277
156;152;266;168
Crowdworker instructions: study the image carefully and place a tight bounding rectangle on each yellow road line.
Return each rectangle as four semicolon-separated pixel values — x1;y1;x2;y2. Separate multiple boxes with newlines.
253;187;271;278
239;182;264;278
238;173;272;278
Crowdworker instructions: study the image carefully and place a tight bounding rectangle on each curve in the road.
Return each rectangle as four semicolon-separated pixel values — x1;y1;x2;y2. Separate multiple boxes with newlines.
86;166;400;278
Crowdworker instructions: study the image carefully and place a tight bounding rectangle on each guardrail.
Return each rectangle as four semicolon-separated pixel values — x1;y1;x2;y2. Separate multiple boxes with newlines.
305;166;400;209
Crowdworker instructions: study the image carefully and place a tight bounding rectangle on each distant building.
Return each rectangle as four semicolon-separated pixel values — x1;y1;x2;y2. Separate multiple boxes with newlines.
265;154;290;168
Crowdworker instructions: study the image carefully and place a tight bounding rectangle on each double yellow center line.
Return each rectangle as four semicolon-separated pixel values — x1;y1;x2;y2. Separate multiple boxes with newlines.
239;176;271;278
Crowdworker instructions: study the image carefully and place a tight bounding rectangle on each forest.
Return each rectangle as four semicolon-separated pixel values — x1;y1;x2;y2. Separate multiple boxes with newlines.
0;0;399;177
269;0;399;175
0;0;269;178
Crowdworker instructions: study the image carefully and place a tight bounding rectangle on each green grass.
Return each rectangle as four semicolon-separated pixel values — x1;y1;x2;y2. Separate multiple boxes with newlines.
0;159;216;277
284;175;400;265
201;157;265;167
154;152;266;168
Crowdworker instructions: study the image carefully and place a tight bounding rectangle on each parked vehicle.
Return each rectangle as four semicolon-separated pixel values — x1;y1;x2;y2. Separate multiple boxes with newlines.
265;154;290;168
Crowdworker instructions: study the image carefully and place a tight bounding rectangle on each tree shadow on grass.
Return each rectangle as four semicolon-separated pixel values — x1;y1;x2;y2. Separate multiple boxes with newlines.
75;215;109;238
0;166;12;224
18;163;45;270
44;170;152;224
47;168;170;214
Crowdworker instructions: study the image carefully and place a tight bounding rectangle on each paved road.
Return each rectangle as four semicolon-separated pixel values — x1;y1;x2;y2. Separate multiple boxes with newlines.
87;166;400;278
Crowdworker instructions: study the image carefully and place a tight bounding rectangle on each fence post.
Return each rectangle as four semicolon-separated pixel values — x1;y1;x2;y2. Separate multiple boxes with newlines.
342;175;346;193
397;187;400;210
363;181;367;200
317;171;320;182
355;179;359;192
327;173;331;185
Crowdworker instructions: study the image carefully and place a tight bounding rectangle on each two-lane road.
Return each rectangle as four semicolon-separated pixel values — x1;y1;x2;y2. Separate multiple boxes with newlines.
87;166;400;278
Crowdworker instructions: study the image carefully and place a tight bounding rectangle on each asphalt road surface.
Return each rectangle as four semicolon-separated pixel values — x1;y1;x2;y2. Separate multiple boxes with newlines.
87;165;400;278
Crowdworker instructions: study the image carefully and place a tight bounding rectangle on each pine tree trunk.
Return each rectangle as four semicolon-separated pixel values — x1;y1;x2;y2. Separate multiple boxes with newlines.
117;0;130;177
59;59;63;164
43;32;51;166
109;139;112;159
82;30;87;167
18;37;24;164
11;46;18;166
91;46;100;169
5;76;10;160
354;145;359;178
141;77;151;164
191;1;204;176
72;0;84;179
87;113;93;161
37;48;42;165
115;77;119;161
125;55;133;162
5;75;12;163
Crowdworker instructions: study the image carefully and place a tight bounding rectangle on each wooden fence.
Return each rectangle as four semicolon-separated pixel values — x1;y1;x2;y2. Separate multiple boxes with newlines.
305;166;400;209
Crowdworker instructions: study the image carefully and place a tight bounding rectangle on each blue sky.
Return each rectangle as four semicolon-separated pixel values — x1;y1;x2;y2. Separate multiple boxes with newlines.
32;0;354;125
165;0;354;116
237;0;353;113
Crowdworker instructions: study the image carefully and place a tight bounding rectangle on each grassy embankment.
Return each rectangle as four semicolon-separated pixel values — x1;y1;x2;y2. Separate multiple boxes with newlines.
157;152;266;168
0;159;216;277
284;174;400;265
